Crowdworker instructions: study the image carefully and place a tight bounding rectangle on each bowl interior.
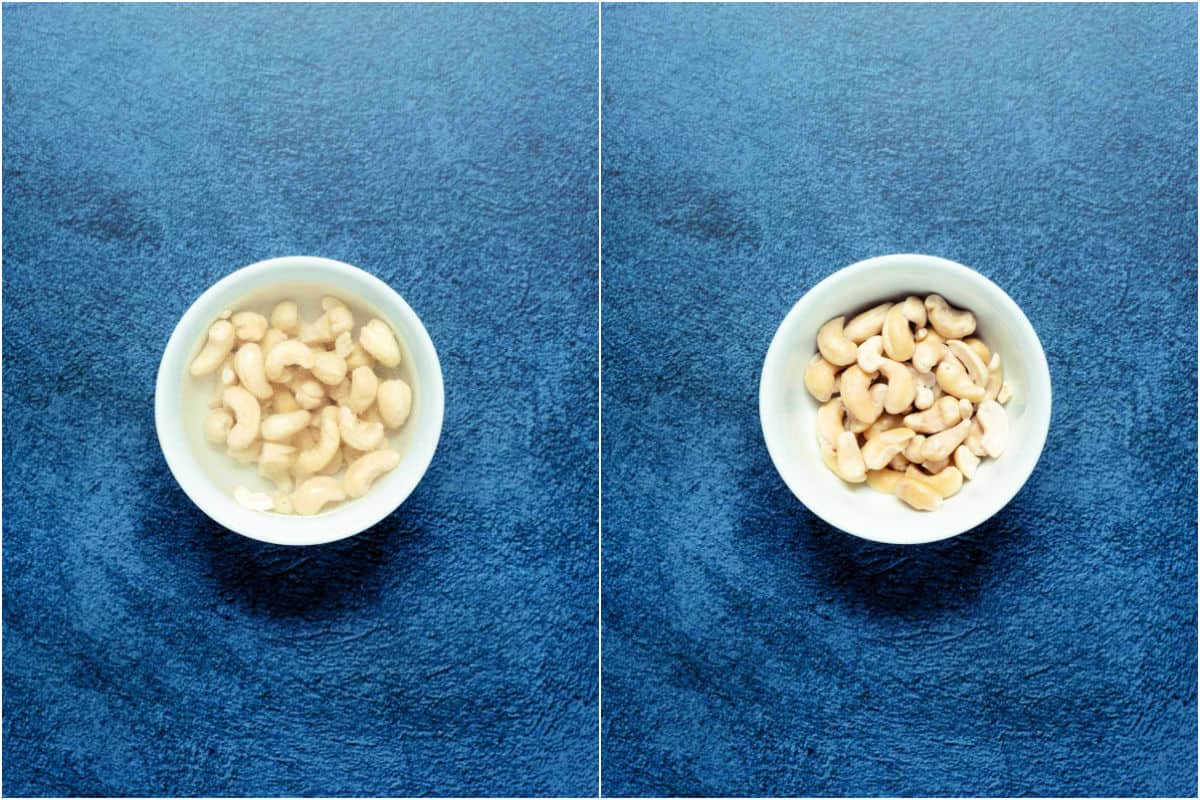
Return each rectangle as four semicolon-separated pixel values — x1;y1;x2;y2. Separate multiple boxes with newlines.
760;255;1051;544
156;257;444;546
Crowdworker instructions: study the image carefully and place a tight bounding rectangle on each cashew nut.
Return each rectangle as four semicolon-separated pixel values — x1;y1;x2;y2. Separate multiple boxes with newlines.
904;465;963;499
877;359;916;415
895;478;942;511
261;410;312;442
219;357;238;387
272;390;300;414
866;468;905;494
295;407;341;476
946;340;989;387
904;396;962;434
889;452;911;471
345;342;375;371
312;351;348;386
838;365;879;426
834;431;867;483
190;320;236;376
843;303;893;343
847;385;887;433
936;352;986;402
899;296;927;328
257;442;296;490
222;386;261;450
904;434;927;464
230;311;268;342
334;331;355;358
882;304;916;362
920;418;971;462
965;337;990;364
864;412;903;441
227;440;262;465
232;343;273;400
911;330;946;373
954;445;980;480
299;316;334;345
292;476;346;516
324;303;354;337
816;399;845;447
205;409;234;444
965;418;987;458
272;491;294;514
266;340;315;382
344;449;401;498
861;427;915;471
360;319;402;368
975;399;1008;458
347;366;379;415
338;407;384;451
260;327;288;360
959;398;973;420
318;445;345;477
292;378;325;410
996;383;1013;404
804;354;839;402
856;336;885;373
234;485;275;512
925;294;976;339
820;441;840;477
816;316;858;367
270;301;299;335
984;357;1004;403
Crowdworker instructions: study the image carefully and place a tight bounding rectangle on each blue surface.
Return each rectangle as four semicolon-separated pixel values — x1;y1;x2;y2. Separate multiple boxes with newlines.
601;4;1197;797
3;5;596;796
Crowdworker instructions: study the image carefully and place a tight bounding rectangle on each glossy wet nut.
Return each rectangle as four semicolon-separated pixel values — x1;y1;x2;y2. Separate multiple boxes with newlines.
345;342;375;371
338;406;385;451
231;311;268;342
816;399;845;447
334;331;355;358
272;390;300;413
936;353;986;402
975;399;1008;457
877;359;916;415
843;303;893;343
804;354;839;402
261;410;311;442
325;303;354;337
954;445;980;479
270;301;299;335
867;468;905;494
312;351;348;385
895;478;942;511
257;442;296;490
348;366;379;415
834;431;867;483
292;378;325;410
234;485;275;512
946;340;989;387
921;418;971;462
861;427;915;471
233;343;274;399
344;449;401;498
205;409;234;444
904;465;963;499
882;304;915;362
227;440;262;465
292;476;346;516
260;327;288;359
190;320;236;376
856;335;885;373
904;396;962;434
838;365;879;426
266;340;315;381
294;407;341;477
222;386;261;450
925;294;976;339
360;319;402;367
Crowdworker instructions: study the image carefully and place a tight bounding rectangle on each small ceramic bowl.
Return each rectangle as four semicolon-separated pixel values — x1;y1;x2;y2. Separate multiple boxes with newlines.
155;256;444;546
759;254;1051;545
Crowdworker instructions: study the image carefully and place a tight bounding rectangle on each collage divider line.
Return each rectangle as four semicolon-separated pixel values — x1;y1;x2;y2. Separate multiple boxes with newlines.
596;2;604;797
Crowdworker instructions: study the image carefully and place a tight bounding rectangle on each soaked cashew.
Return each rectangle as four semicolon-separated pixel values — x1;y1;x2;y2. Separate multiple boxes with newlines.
861;427;916;471
899;296;927;328
877;360;916;415
345;342;375;371
227;440;262;465
338;407;384;451
882;304;916;362
954;445;980;480
344;449;401;498
925;294;976;339
905;465;963;499
231;311;268;342
261;410;311;442
921;418;971;462
834;431;867;483
895;478;942;511
804;354;839;402
983;355;1004;403
292;476;346;516
257;442;296;491
816;317;858;367
270;301;299;335
348;366;379;415
260;328;288;360
190;320;236;376
233;343;273;400
975;400;1008;458
904;434;927;464
235;486;275;512
867;468;905;494
936;353;986;402
360;319;402;368
334;331;355;358
295;406;341;476
904;396;962;434
222;386;261;450
205;409;234;444
946;340;989;387
266;340;315;382
312;351;348;386
856;336;885;373
996;383;1013;404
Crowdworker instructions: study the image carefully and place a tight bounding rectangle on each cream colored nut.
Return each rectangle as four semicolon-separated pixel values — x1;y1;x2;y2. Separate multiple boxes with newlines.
946;340;989;387
218;308;233;320
911;330;946;373
231;311;268;342
318;446;345;476
936;353;986;402
914;327;928;342
959;398;973;420
233;343;273;399
342;443;371;465
272;390;300;414
272;490;294;514
312;351;348;385
861;427;916;471
292;476;346;516
895;478;942;511
843;303;893;343
965;418;987;458
914;385;934;410
258;442;297;490
293;427;317;450
984;360;1004;403
261;410;311;442
330;378;352;406
205;409;234;444
348;366;379;415
889;452;911;471
294;406;342;476
925;294;976;339
260;327;288;359
856;336;885;373
222;386;261;450
882;304;915;362
227;440;262;465
877;359;916;415
325;303;354;337
344;449;401;498
847;385;887;433
920;456;949;473
988;352;1000;371
864;412;903;441
334;331;355;358
867;468;905;494
819;441;839;477
190;319;236;376
975;399;1008;458
838;365;879;426
299;315;334;345
292;378;325;410
219;357;238;387
997;383;1013;404
921;418;971;462
345;343;375;371
966;337;991;364
816;399;845;447
362;405;382;425
899;295;927;328
270;301;299;335
338;406;385;451
904;396;962;434
954;445;980;480
804;354;839;402
266;340;315;381
834;431;867;483
360;319;402;367
905;465;963;499
234;485;275;512
904;434;926;463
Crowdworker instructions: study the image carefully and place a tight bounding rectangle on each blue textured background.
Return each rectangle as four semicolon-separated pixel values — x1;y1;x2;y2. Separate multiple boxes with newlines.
3;5;596;796
601;4;1197;797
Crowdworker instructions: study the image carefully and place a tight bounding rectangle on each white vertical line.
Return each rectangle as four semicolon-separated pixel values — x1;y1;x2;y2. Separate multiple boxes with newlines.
596;1;604;797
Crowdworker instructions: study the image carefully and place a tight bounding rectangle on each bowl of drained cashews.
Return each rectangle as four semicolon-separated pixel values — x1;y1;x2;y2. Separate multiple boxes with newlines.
155;256;444;546
760;254;1051;545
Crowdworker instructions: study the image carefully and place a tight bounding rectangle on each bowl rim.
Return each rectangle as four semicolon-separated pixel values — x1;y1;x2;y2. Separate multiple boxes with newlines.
758;253;1052;545
154;255;444;546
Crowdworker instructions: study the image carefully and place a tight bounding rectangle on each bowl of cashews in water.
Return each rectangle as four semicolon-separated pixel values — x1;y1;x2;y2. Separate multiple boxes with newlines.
156;256;444;546
760;254;1051;545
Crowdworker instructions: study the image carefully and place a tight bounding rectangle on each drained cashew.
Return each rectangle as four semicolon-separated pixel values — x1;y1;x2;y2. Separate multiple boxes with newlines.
338;407;384;451
190;320;236;376
877;359;916;415
295;407;341;476
222;386;261;450
270;301;299;335
920;418;971;462
231;311;268;342
997;383;1013;404
904;396;962;434
292;476;346;516
899;295;927;328
889;452;911;471
984;358;1004;403
864;413;903;441
936;352;986;402
861;427;916;471
312;351;348;386
233;343;273;399
804;354;839;402
816;316;858;367
965;337;991;364
820;441;840;476
925;294;976;339
205;409;234;444
895;478;942;511
257;442;296;490
867;468;905;494
835;431;867;483
816;399;845;446
318;445;345;477
882;304;916;362
904;465;963;499
946;340;989;387
911;330;946;373
261;410;312;442
954;445;980;480
838;365;879;426
848;385;887;433
856;336;886;373
975;400;1008;458
959;398;974;420
844;303;893;343
266;340;315;382
348;366;379;415
376;379;415;429
360;319;402;368
965;418;987;458
904;434;927;463
344;449;401;498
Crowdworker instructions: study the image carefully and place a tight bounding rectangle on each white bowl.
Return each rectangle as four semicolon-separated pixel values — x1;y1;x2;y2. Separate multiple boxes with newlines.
155;256;444;546
759;254;1051;545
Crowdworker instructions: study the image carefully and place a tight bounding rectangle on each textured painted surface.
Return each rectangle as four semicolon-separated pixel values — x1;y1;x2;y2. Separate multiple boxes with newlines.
3;5;597;796
602;5;1196;797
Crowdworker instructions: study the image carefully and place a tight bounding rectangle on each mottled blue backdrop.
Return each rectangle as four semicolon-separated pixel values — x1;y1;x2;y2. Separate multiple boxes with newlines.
601;4;1197;797
4;5;596;796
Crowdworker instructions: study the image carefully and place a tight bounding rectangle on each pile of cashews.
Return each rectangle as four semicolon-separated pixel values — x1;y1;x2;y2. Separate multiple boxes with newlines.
190;297;413;515
804;294;1013;511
